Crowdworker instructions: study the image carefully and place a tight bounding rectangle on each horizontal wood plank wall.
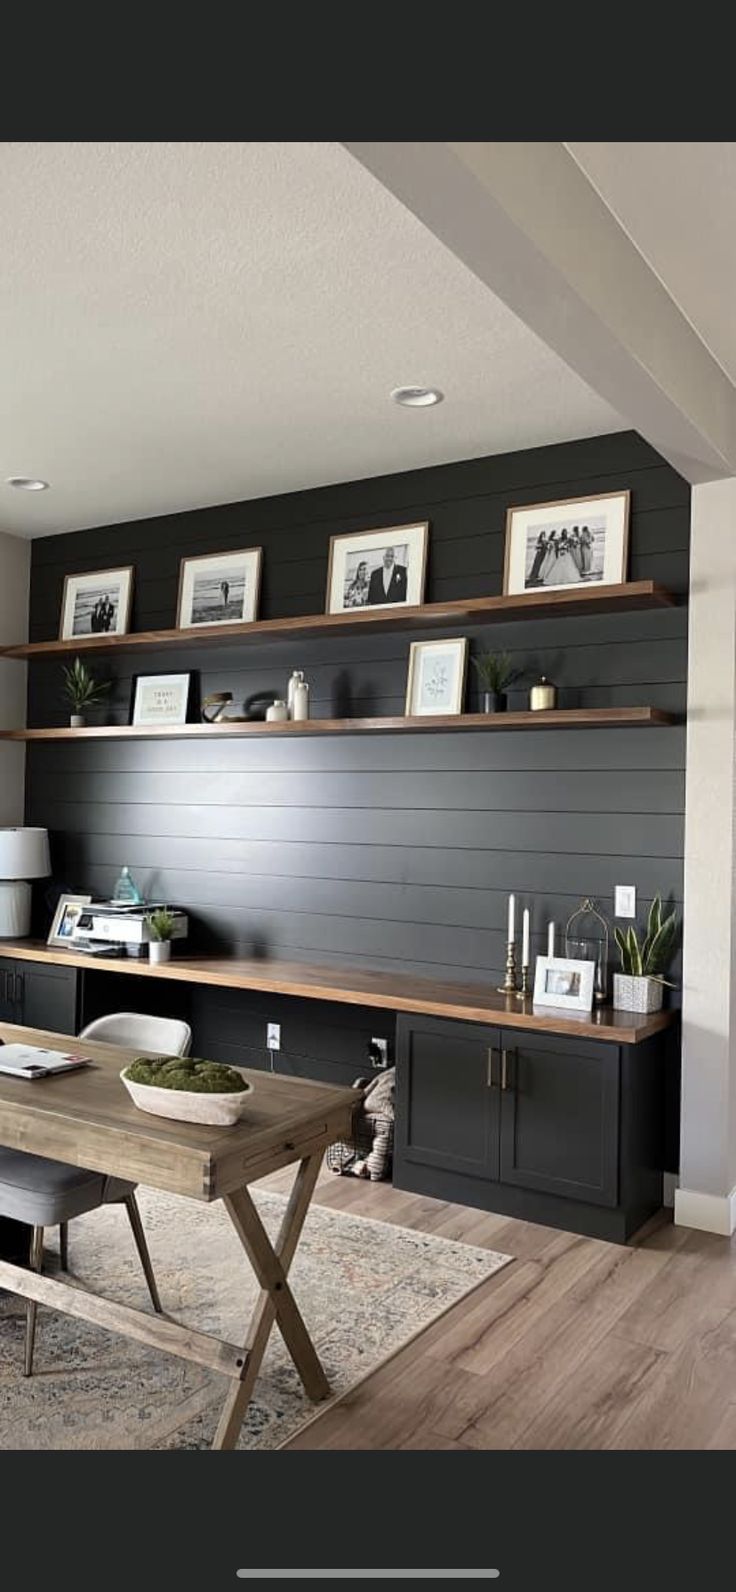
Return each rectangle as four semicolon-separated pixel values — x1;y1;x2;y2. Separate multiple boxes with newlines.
25;431;688;1073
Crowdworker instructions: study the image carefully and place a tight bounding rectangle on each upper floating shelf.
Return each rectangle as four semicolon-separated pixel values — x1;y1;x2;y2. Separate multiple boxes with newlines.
0;708;675;742
0;581;677;661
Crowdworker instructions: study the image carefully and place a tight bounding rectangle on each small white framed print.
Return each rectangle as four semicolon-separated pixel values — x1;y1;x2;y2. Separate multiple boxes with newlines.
176;547;263;629
503;490;630;597
405;637;468;717
60;566;134;639
132;673;191;726
533;955;596;1012
326;521;428;615
47;893;92;948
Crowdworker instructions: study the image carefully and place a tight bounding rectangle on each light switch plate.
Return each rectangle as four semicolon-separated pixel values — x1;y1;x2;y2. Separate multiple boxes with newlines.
614;885;637;919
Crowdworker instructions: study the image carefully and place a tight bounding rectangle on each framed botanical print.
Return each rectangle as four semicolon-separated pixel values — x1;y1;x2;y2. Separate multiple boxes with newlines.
405;637;468;717
503;490;630;596
326;521;428;614
176;547;263;629
60;567;134;639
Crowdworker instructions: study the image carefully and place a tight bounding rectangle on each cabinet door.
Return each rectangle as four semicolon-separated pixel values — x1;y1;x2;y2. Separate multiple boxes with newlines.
396;1016;499;1180
499;1033;620;1207
15;963;79;1036
0;959;20;1023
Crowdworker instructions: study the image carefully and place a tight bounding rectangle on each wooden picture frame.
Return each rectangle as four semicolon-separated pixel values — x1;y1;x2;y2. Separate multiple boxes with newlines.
176;547;263;630
405;637;468;717
503;490;630;597
325;521;429;615
60;567;134;640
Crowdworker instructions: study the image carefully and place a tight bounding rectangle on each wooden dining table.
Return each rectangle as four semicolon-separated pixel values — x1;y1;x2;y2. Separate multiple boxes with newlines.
0;1021;357;1450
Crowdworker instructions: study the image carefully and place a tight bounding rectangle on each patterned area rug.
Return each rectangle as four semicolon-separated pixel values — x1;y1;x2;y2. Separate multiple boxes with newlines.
0;1187;511;1449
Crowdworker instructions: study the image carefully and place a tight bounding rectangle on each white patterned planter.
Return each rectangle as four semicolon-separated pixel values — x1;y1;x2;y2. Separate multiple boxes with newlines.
613;974;663;1013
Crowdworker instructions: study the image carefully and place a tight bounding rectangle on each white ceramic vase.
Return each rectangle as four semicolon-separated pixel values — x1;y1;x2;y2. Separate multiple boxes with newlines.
613;974;663;1013
149;941;172;964
70;714;85;728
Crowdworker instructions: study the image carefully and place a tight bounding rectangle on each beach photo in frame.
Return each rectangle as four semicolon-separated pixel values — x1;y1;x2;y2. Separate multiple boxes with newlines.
325;521;428;615
405;637;468;717
59;566;134;639
503;490;630;596
533;955;596;1013
176;547;263;629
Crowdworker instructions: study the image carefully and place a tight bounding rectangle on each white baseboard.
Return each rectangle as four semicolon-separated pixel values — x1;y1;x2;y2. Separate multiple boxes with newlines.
674;1184;736;1235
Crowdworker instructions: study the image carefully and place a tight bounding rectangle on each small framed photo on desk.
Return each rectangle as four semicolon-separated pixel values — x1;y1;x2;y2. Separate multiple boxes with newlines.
533;955;595;1012
47;893;91;947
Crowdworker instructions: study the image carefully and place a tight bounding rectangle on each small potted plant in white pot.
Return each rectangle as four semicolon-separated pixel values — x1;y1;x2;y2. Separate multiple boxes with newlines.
147;908;175;963
471;650;523;714
62;657;111;728
613;896;678;1013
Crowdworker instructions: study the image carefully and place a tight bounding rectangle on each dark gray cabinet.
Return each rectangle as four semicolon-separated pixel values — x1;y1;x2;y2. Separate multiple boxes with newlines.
395;1014;665;1243
0;957;79;1035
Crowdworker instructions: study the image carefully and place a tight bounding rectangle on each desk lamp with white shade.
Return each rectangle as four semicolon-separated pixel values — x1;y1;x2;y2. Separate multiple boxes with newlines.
0;828;51;937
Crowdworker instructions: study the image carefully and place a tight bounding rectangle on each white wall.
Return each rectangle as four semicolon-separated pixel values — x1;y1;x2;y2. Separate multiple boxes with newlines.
0;530;30;823
676;479;736;1234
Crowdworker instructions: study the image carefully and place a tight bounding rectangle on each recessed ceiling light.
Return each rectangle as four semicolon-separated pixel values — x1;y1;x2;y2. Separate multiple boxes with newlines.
5;476;49;491
390;386;444;408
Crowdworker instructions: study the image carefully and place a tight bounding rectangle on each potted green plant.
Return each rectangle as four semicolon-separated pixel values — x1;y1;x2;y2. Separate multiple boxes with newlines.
471;651;523;714
62;657;111;728
146;908;176;964
613;896;678;1013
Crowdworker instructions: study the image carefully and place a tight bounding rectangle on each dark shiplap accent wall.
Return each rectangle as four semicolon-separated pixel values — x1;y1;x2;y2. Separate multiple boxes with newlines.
25;430;689;1067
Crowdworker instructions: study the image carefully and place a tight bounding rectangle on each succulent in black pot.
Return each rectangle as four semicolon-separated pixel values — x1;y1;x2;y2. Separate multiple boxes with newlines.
471;651;523;713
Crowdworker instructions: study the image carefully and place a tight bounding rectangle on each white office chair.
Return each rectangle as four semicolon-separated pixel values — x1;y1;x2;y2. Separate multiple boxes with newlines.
0;1010;192;1376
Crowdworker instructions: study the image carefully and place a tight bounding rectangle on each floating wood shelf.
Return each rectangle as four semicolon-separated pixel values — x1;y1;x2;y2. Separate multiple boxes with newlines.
0;581;677;661
0;708;675;742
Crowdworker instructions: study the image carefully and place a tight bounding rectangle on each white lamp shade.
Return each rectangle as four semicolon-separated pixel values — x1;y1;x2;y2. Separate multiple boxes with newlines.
0;827;50;879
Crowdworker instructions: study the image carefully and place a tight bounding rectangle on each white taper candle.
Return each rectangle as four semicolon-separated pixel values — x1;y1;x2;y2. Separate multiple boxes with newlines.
508;893;516;942
522;908;530;966
547;921;555;957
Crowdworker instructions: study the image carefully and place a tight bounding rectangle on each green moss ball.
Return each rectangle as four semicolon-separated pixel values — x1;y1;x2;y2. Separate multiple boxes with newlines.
126;1056;247;1093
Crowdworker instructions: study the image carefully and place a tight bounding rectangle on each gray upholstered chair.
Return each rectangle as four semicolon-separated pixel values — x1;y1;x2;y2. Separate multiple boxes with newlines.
0;1010;192;1376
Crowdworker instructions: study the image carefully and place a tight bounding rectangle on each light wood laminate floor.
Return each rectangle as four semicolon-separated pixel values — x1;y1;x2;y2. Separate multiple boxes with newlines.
259;1166;736;1450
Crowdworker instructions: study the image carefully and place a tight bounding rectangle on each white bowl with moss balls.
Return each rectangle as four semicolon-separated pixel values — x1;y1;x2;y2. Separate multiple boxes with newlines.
121;1056;253;1126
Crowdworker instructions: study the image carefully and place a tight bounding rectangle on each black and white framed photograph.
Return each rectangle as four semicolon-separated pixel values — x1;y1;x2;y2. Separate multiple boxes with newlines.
503;490;630;596
533;954;596;1012
47;893;91;948
176;547;262;629
405;637;468;717
132;673;192;727
325;521;428;614
60;566;134;639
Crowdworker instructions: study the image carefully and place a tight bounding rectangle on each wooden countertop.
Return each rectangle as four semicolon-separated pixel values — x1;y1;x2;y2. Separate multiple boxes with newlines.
2;940;674;1044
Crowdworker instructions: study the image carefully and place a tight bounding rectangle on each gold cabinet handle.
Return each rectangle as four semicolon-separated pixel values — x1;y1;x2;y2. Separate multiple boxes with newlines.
501;1049;508;1091
486;1047;494;1088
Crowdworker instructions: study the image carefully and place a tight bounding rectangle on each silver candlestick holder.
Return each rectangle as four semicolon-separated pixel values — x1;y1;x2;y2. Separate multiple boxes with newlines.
497;939;519;997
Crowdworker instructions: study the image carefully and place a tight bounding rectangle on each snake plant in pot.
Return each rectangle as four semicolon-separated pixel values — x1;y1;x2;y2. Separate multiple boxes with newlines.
613;896;678;1013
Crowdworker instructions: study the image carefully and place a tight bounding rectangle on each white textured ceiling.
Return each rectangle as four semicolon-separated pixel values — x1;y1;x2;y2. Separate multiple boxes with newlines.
0;142;623;538
569;142;736;385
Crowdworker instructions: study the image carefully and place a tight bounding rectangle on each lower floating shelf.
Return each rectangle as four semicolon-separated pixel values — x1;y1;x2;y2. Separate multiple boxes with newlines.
0;707;675;741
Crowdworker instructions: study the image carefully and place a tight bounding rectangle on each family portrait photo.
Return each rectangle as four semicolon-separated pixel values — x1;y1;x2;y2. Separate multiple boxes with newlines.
47;894;91;948
60;566;133;640
177;547;262;629
503;490;630;597
326;521;428;614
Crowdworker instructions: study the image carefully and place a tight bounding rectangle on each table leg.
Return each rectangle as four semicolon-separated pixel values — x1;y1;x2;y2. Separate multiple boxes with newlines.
212;1151;329;1451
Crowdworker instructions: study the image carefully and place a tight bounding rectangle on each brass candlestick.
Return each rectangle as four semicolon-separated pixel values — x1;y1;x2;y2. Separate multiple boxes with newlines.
497;939;519;996
519;964;531;999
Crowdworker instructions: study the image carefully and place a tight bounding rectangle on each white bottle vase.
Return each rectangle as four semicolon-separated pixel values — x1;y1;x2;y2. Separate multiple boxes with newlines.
292;680;310;720
149;941;172;964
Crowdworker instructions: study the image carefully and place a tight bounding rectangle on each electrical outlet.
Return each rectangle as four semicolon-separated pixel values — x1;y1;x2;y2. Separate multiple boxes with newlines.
266;1022;281;1051
368;1037;389;1069
614;885;637;919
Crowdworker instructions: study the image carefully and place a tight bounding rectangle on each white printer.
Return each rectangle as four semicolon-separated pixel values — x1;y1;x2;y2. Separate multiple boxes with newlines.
72;901;189;956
